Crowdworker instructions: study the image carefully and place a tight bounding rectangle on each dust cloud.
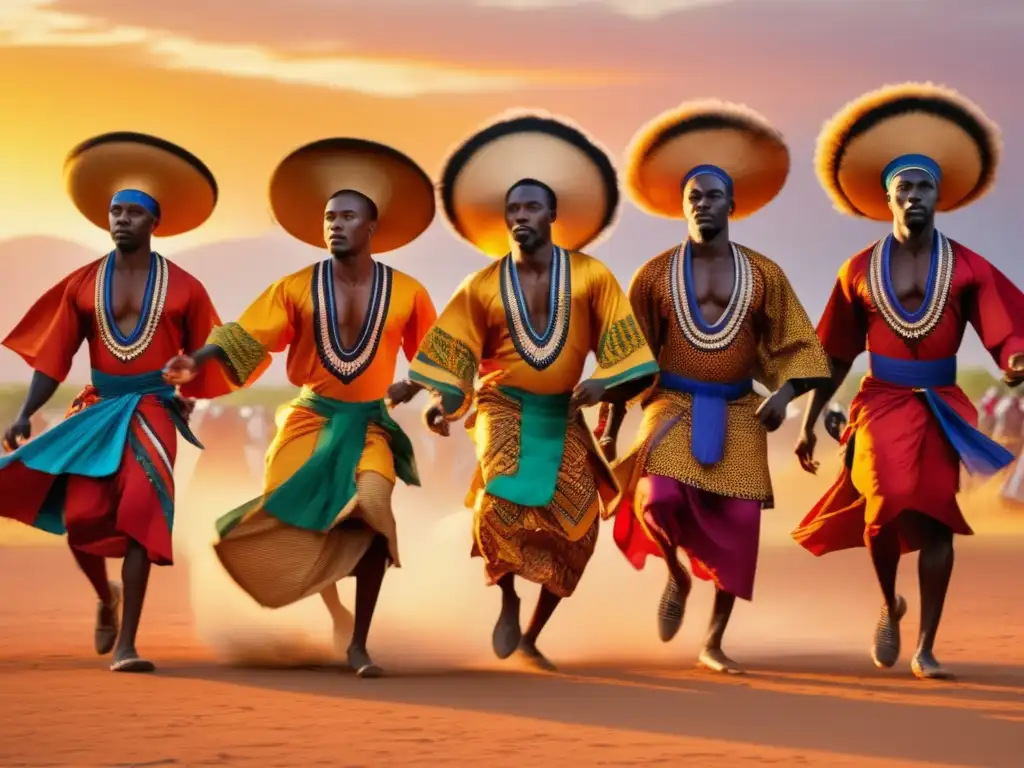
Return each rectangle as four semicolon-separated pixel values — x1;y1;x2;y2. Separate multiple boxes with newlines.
173;415;906;673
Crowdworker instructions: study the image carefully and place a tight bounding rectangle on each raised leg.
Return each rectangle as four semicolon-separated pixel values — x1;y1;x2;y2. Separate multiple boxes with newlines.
651;530;692;643
911;511;955;680
517;587;561;672
110;539;154;672
866;519;906;669
70;545;122;655
492;573;522;660
697;588;742;674
346;534;388;678
320;583;355;656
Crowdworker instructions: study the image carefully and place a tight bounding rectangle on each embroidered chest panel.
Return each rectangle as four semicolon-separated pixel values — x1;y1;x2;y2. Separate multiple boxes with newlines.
94;252;169;362
866;232;955;342
668;242;754;352
311;259;392;384
499;246;572;371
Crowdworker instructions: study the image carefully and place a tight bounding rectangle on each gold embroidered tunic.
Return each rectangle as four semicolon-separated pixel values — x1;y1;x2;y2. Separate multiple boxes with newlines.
615;243;830;507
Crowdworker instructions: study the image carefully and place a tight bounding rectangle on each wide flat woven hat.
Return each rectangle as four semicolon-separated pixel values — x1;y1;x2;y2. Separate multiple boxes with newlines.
815;81;1002;221
624;100;789;221
63;132;218;237
439;111;619;257
269;137;435;253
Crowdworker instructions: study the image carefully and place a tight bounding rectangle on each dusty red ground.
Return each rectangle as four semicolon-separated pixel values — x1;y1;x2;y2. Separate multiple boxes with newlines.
2;537;1023;767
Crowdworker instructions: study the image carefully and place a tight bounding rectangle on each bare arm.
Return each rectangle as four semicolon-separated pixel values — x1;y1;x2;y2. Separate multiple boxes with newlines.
800;356;852;435
3;371;60;449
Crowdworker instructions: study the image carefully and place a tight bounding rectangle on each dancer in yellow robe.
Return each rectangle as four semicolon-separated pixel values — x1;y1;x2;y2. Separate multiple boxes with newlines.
409;113;658;671
164;139;437;677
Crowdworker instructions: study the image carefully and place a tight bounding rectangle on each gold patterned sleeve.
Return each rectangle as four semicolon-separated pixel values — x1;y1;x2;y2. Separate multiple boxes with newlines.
753;255;831;392
408;273;486;420
627;260;663;360
206;278;296;387
587;258;659;389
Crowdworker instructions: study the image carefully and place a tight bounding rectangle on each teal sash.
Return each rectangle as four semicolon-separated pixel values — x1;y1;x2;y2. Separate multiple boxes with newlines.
0;369;200;534
216;390;419;537
484;386;571;508
0;369;199;479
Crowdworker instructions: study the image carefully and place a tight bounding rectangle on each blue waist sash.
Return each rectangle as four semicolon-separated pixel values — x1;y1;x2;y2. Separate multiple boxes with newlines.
657;371;753;466
0;369;201;482
868;353;1013;476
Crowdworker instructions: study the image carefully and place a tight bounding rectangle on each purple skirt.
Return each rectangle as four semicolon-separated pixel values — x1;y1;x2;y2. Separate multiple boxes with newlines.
640;474;761;601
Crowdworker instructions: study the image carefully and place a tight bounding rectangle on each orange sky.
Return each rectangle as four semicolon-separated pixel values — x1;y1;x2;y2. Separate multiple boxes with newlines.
1;0;1022;378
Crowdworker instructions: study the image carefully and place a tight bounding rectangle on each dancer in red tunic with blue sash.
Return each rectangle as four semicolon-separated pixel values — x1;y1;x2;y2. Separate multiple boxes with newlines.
793;84;1024;680
0;133;228;672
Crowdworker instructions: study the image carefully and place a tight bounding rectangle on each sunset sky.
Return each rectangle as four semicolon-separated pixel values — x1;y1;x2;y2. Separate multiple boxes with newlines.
1;0;1021;381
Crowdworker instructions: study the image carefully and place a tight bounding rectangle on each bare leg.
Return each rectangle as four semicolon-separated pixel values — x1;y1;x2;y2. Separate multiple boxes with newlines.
866;519;906;668
71;545;123;655
70;546;112;604
110;539;154;672
346;534;388;678
517;588;561;672
492;573;522;660
911;512;955;679
698;589;743;674
320;583;354;656
651;529;692;643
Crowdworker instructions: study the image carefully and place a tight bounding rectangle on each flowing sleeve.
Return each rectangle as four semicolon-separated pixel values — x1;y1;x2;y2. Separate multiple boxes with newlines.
408;273;486;419
961;248;1024;371
402;281;438;363
754;257;832;392
178;277;237;399
816;257;867;365
587;259;659;389
206;277;297;387
1;270;87;383
627;261;664;360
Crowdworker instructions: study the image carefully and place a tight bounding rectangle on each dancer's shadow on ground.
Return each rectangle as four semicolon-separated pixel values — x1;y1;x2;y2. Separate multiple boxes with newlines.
157;653;1024;767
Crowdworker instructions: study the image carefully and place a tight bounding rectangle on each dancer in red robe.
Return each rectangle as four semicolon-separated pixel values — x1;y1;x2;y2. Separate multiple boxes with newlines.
0;133;228;671
793;84;1024;679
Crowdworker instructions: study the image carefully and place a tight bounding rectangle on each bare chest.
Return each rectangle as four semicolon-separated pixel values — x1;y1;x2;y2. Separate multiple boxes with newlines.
331;276;375;350
108;268;153;336
688;257;736;325
517;270;553;333
887;249;933;312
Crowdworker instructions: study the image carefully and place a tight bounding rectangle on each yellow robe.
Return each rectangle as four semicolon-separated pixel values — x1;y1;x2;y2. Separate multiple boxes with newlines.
615;244;830;509
409;247;658;597
207;259;436;608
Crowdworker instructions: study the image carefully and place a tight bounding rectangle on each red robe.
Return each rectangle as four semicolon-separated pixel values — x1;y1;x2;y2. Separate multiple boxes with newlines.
0;254;230;564
793;239;1024;554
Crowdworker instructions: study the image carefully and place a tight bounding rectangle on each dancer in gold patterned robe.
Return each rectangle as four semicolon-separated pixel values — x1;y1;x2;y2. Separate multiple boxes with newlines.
598;102;830;673
409;113;658;671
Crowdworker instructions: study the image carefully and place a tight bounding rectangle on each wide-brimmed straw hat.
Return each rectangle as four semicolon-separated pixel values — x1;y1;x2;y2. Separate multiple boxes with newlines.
63;132;218;237
439;111;619;257
269;138;435;252
624;100;789;221
815;82;1002;221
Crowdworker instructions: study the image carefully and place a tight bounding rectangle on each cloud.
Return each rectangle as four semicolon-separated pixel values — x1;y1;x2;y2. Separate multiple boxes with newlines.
475;0;729;17
0;0;618;96
475;0;923;19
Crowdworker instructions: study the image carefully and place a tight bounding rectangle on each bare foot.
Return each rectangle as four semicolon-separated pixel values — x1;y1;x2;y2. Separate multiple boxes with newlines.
492;593;522;660
331;611;355;658
658;573;691;643
871;595;907;669
911;650;953;680
110;647;155;673
347;645;384;678
94;581;122;656
516;639;557;672
697;647;744;675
